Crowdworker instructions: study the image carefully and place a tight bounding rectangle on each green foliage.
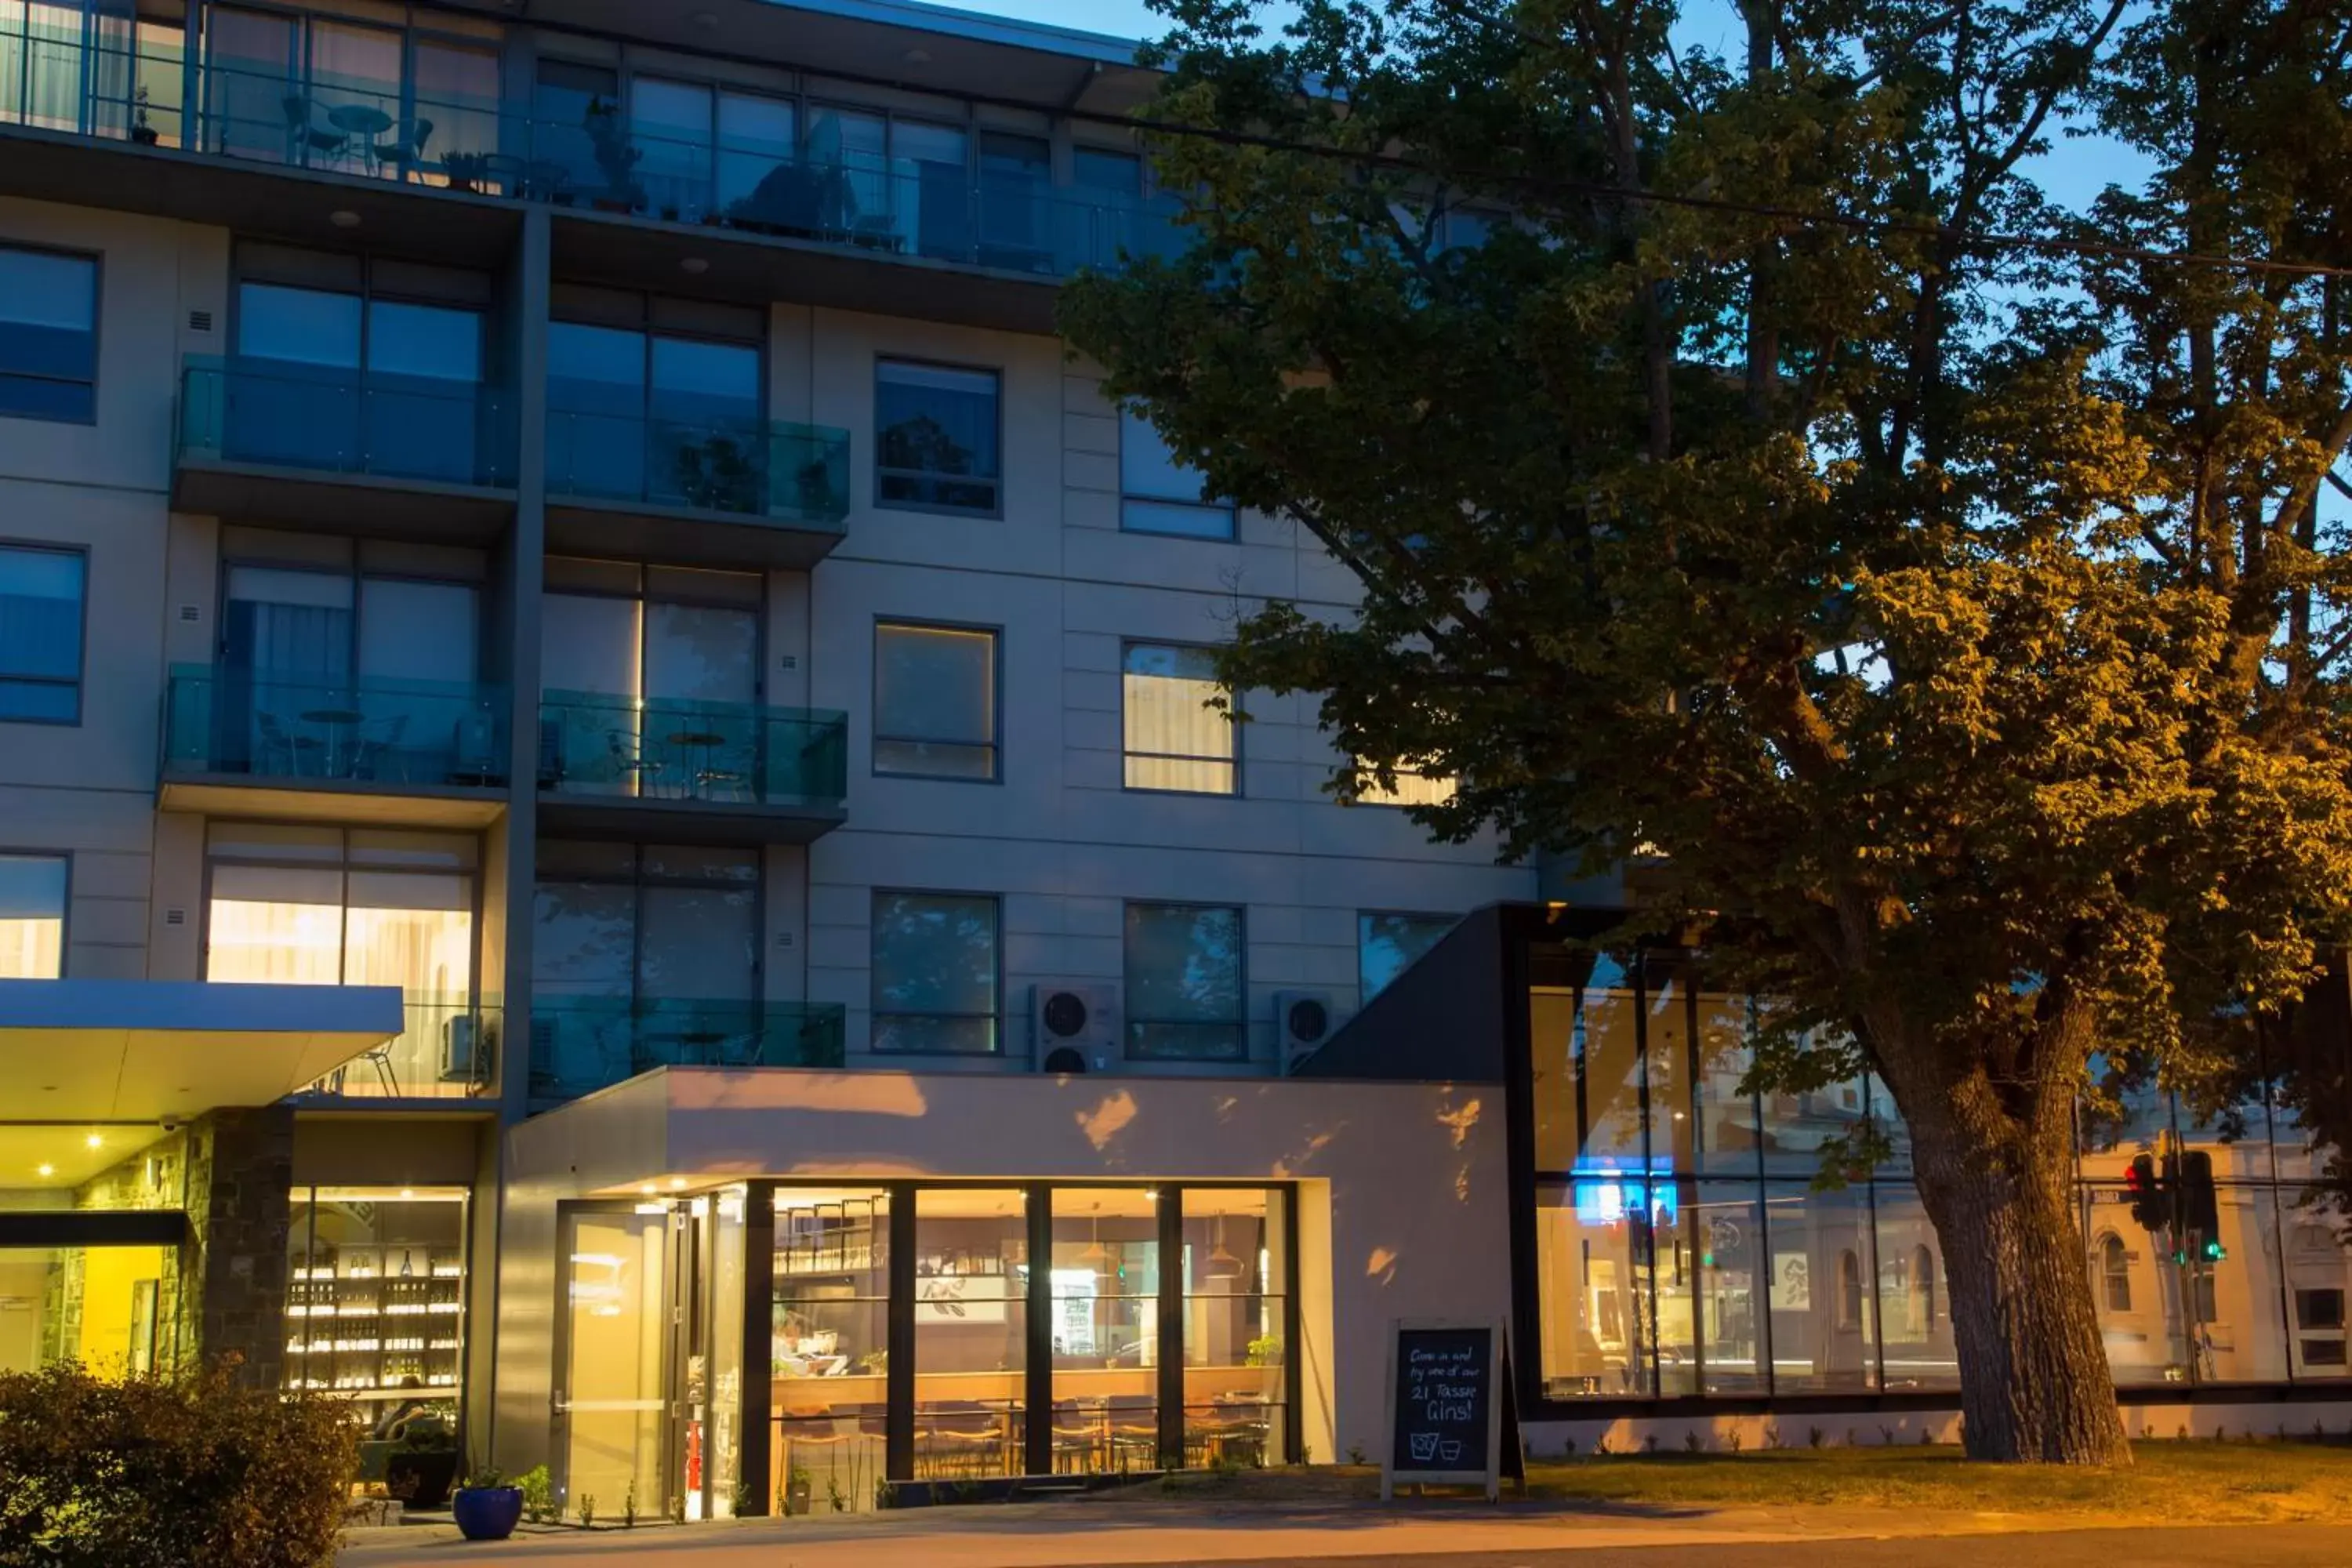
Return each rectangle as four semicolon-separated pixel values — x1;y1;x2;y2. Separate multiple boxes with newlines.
518;1463;554;1523
0;1359;358;1568
1064;0;2352;1460
461;1456;504;1491
575;1491;596;1530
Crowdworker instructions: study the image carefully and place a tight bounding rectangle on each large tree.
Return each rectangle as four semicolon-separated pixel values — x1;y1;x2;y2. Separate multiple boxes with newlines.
1062;0;2352;1463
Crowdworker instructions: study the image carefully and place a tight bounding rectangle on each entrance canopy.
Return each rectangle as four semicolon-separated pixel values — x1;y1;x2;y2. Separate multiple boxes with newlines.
0;979;405;1126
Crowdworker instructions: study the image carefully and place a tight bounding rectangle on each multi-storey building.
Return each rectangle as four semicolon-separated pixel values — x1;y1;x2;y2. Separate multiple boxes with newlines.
0;0;2346;1519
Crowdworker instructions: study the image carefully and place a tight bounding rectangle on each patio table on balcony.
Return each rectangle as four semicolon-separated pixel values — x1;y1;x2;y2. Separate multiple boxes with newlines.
666;729;730;798
302;706;365;777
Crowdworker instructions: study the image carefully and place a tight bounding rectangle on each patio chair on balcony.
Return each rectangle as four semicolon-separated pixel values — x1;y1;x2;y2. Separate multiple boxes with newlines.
350;713;409;782
282;96;350;163
374;117;434;180
255;712;323;776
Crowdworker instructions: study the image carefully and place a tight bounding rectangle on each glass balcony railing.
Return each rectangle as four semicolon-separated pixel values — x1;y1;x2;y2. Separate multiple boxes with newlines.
178;356;518;488
3;34;1188;282
538;691;846;811
545;412;850;525
298;995;503;1102
526;996;847;1103
165;664;510;789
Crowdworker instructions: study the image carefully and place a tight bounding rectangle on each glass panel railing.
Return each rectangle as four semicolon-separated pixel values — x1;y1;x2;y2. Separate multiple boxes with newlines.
537;691;847;808
543;409;849;525
179;356;517;488
165;663;510;788
297;995;503;1102
7;34;1192;281
526;996;847;1102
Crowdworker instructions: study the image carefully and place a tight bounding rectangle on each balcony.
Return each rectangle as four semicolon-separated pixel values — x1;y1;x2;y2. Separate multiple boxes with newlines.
536;691;847;844
0;33;1181;334
174;357;519;541
525;996;847;1106
162;665;510;828
544;414;851;569
295;996;503;1103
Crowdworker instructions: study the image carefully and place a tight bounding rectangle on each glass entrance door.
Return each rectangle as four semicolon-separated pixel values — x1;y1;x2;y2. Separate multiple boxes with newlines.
557;1207;677;1519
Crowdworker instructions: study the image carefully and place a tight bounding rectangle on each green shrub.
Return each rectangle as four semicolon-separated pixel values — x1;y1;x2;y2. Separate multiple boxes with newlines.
0;1359;358;1568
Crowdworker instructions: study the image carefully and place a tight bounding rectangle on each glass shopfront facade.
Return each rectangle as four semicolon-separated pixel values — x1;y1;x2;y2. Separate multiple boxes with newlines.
757;1181;1295;1512
1523;933;2352;1410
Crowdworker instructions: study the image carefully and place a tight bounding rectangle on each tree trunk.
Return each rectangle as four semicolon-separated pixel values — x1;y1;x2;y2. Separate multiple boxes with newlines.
1910;1112;2132;1464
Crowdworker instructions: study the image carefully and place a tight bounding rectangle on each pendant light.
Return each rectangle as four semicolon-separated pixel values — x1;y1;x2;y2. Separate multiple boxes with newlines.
1080;1203;1111;1266
1206;1212;1243;1281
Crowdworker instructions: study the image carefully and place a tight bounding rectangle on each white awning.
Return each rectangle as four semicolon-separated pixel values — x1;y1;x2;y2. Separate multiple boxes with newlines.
0;980;405;1123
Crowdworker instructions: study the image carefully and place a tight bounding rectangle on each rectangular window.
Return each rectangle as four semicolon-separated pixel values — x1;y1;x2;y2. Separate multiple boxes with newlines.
0;545;85;722
1356;769;1457;808
1120;408;1233;539
871;891;1000;1054
0;246;96;423
1124;902;1244;1061
1122;643;1235;794
873;622;996;780
876;360;1000;515
1356;912;1455;1001
0;852;67;978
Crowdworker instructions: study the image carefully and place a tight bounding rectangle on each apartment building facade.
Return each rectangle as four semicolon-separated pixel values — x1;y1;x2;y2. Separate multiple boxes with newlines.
0;0;1530;1515
3;0;2348;1522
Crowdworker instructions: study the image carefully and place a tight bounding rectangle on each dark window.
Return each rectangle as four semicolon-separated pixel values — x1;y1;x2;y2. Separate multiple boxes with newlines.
0;247;97;423
873;622;996;780
1124;902;1244;1061
877;359;1000;514
870;891;1000;1054
1356;912;1456;1001
0;545;85;722
1120;408;1234;539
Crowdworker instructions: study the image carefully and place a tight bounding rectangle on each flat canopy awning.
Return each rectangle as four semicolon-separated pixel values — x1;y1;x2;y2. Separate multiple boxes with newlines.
0;980;405;1122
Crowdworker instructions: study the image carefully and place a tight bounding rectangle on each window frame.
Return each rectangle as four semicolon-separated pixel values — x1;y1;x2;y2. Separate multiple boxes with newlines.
200;822;487;996
873;354;1004;519
1118;408;1236;542
1121;898;1247;1063
0;540;89;726
870;616;1002;785
1120;639;1240;797
0;848;71;978
0;241;100;426
2098;1231;2133;1314
867;887;1004;1058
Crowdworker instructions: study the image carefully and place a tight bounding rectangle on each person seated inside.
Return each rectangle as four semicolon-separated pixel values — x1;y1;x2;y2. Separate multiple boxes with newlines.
372;1374;434;1440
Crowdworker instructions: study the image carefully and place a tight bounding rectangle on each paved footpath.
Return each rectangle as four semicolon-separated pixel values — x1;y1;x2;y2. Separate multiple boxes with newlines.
337;1499;2352;1567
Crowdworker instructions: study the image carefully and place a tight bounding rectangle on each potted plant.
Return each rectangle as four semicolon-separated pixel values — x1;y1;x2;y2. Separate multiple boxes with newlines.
443;151;488;194
129;85;159;146
782;1464;813;1517
383;1421;460;1509
452;1460;526;1541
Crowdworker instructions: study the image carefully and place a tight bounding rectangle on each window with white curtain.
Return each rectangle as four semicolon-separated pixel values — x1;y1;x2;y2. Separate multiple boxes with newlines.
0;543;85;722
204;824;477;1097
870;891;999;1054
1123;902;1245;1061
1356;768;1457;808
0;851;67;978
1122;642;1234;794
873;622;996;780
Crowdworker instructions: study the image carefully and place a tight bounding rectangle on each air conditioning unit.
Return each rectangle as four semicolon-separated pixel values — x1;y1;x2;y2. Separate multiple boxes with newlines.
1276;990;1338;1075
1032;982;1120;1074
441;1011;494;1083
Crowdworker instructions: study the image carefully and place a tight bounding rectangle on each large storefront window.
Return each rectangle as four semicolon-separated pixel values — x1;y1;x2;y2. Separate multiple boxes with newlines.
1525;927;2349;1406
205;824;483;1098
282;1187;470;1436
1050;1189;1159;1473
913;1189;1027;1479
1180;1189;1287;1469
0;1243;174;1374
772;1188;889;1512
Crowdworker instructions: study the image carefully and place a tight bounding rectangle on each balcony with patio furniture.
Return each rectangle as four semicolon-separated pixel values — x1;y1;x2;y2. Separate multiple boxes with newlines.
543;412;851;571
536;691;847;844
161;663;510;829
524;994;847;1108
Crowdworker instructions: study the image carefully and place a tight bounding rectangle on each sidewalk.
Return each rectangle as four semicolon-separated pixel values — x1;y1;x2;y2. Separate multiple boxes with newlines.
334;1493;2158;1566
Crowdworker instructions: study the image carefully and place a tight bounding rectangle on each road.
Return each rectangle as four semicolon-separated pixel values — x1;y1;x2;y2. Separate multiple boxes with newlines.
338;1508;2352;1567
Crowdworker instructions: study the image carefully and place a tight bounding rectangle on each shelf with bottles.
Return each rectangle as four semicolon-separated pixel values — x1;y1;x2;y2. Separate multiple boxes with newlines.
775;1196;886;1278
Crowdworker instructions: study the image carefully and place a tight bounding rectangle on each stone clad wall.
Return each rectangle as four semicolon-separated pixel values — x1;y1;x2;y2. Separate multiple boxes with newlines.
182;1106;295;1387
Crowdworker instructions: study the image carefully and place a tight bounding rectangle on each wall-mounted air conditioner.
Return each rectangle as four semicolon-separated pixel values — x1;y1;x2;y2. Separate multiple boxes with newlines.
1031;982;1120;1074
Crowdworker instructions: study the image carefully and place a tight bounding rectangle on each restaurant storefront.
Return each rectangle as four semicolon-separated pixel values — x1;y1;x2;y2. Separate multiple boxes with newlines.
497;1065;1503;1513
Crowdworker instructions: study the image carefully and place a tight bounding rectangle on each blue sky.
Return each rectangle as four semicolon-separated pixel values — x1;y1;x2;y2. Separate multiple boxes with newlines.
931;0;2146;211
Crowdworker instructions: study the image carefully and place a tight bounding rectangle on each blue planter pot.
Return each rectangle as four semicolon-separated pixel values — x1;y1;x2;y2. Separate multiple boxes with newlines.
452;1486;524;1541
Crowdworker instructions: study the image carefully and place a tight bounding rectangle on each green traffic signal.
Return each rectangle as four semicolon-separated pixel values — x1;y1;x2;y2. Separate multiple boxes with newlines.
2204;1240;2226;1261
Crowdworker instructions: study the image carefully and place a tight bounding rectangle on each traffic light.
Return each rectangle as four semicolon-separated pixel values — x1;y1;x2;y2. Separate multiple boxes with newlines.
2125;1153;2169;1232
2180;1149;2225;1261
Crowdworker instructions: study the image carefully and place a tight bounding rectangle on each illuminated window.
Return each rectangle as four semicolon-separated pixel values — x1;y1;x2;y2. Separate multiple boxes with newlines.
1355;768;1456;808
1122;643;1234;794
0;852;66;978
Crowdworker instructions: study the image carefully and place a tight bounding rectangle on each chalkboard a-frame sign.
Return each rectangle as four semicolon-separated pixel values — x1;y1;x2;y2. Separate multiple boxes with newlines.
1381;1318;1523;1501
